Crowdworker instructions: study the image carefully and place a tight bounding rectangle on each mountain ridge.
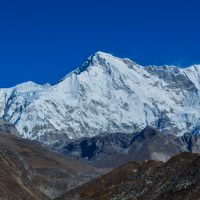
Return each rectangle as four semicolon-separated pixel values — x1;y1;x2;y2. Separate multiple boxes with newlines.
57;152;200;200
1;52;200;144
3;51;200;89
52;126;200;168
0;120;102;200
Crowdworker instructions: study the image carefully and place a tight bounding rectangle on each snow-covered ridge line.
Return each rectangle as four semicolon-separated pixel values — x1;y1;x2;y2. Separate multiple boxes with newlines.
2;51;200;90
1;51;200;144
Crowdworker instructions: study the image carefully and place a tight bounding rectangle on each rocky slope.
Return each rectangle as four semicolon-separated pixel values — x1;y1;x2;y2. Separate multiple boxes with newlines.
1;52;200;144
0;121;102;200
52;126;200;168
57;152;200;200
0;118;19;135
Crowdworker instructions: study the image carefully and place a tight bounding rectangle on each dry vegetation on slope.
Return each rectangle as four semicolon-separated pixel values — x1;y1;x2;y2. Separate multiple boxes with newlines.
0;130;102;200
58;152;200;200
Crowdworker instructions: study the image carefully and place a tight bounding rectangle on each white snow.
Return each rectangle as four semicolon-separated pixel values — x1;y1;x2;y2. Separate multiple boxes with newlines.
1;51;200;144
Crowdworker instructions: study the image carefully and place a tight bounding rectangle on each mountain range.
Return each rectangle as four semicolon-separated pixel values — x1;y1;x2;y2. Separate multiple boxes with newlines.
1;121;200;199
52;126;200;168
2;49;200;199
1;52;200;145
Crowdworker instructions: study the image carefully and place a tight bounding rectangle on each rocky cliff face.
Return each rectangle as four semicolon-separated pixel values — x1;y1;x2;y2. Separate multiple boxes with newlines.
1;52;200;144
0;118;19;135
52;127;200;168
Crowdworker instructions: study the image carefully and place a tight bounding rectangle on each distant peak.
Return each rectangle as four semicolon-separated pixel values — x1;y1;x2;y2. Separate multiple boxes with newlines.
92;51;128;62
15;81;38;88
73;51;115;75
60;51;139;82
184;64;200;71
59;51;118;81
93;51;113;57
14;81;42;92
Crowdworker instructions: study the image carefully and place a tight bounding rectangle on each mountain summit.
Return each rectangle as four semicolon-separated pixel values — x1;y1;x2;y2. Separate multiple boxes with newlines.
1;52;200;144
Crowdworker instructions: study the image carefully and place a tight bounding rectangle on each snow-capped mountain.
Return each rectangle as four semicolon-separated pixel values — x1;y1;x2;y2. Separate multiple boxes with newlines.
1;51;200;144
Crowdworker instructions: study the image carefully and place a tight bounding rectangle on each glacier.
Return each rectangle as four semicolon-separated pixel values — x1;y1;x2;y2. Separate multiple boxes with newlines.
1;51;200;144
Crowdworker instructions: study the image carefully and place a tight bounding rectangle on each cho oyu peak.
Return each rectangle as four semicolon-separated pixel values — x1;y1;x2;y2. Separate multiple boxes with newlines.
1;52;200;144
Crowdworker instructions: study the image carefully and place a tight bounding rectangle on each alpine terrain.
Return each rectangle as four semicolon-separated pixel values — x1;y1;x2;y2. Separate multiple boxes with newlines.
0;120;103;200
1;52;200;144
58;152;200;200
52;126;200;168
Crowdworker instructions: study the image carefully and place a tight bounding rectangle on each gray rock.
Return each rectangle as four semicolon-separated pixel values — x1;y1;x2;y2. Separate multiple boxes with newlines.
52;126;200;168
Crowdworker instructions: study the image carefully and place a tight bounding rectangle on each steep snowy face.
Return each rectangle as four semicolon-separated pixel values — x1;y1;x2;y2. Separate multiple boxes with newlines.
1;51;200;144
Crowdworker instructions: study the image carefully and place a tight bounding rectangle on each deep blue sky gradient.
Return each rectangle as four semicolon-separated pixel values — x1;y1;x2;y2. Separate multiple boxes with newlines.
1;0;200;87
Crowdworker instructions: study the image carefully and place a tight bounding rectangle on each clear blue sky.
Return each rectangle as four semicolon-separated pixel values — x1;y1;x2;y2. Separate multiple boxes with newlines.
0;0;200;87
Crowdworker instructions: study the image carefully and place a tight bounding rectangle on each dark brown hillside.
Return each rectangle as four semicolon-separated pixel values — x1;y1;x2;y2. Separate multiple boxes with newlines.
58;152;200;200
0;129;102;200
